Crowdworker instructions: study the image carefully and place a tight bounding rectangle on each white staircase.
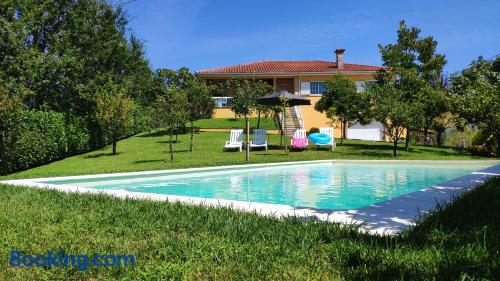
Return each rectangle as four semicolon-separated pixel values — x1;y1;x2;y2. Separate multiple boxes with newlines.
279;106;304;135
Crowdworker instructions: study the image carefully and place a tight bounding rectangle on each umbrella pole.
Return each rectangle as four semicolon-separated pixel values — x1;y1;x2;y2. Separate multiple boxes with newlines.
284;106;288;155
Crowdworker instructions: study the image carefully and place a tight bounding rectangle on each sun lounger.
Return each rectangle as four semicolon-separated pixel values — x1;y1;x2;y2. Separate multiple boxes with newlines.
316;127;336;151
223;129;243;152
291;129;308;150
250;129;268;151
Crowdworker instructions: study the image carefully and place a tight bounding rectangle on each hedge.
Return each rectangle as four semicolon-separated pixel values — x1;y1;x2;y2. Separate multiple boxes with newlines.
0;107;151;175
6;110;68;173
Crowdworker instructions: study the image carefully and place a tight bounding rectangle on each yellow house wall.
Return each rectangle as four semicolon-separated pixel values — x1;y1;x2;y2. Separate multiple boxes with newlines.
207;73;393;139
204;73;409;141
213;108;260;118
295;74;376;135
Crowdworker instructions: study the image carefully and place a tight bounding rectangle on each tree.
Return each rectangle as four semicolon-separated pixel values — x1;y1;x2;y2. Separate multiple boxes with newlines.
431;112;454;146
0;0;153;148
230;79;272;160
450;57;500;155
185;80;214;152
420;81;449;144
152;90;189;162
366;72;420;156
315;75;371;145
379;20;446;149
95;82;135;155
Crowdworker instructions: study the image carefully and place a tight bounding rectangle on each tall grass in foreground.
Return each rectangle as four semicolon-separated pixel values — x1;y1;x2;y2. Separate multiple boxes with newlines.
0;177;498;280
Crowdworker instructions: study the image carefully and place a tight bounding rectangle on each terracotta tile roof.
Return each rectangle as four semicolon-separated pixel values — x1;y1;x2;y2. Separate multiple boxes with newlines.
196;60;386;74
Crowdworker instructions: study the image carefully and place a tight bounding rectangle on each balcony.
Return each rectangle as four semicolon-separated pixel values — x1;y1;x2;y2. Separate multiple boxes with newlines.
212;97;233;108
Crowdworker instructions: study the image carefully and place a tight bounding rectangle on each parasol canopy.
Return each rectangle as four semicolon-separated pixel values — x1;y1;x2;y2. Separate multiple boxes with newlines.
257;91;311;106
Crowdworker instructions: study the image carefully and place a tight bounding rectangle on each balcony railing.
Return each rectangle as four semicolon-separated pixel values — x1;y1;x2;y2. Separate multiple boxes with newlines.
212;97;233;108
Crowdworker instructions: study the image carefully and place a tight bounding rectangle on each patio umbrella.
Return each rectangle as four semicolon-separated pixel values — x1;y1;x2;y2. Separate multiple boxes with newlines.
257;91;311;154
257;91;311;106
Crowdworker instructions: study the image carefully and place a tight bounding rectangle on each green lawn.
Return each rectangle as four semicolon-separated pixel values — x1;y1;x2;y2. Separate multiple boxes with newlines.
193;118;277;129
1;130;488;180
0;130;498;279
1;176;498;280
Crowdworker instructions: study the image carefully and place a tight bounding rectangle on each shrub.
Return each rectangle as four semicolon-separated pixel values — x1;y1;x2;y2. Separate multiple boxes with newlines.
8;110;67;172
443;127;475;148
65;115;91;155
469;145;497;157
308;127;319;135
128;105;151;136
472;129;497;147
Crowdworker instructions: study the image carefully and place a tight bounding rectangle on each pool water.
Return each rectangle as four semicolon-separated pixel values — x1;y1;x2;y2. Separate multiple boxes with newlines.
39;162;488;210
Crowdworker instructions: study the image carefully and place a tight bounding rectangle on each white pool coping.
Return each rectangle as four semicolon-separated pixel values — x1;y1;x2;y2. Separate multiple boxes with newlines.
2;160;499;236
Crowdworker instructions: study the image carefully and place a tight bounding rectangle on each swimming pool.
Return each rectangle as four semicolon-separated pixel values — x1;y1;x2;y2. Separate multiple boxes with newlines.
31;161;492;210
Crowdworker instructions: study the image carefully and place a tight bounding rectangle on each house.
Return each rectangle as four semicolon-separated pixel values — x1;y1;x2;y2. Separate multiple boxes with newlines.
195;48;387;141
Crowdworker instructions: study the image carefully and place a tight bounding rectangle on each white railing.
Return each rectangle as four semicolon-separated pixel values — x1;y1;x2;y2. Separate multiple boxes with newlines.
212;97;233;108
293;106;304;129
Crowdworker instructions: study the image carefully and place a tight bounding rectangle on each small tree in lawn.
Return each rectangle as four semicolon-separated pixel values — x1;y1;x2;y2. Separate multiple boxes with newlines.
185;80;214;152
379;20;446;149
231;80;256;161
432;112;454;146
366;73;420;156
450;57;500;155
420;83;448;144
315;75;371;145
95;83;135;155
152;90;188;162
229;79;271;160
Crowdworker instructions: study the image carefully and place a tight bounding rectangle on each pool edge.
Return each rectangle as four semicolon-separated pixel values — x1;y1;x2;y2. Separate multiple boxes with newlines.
1;160;499;236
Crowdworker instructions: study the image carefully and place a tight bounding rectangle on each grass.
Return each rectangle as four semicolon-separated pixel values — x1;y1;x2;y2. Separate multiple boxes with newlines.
193;118;277;129
1;130;489;180
0;175;498;280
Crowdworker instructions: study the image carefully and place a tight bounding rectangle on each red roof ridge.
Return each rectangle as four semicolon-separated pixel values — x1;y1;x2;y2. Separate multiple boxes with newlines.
196;60;386;74
196;60;326;72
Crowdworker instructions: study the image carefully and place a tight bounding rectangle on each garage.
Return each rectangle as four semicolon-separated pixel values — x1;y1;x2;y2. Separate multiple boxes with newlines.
347;121;385;141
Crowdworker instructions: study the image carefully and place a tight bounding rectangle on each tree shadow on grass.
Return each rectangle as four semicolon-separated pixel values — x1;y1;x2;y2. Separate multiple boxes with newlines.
340;150;393;158
341;142;393;151
85;152;120;159
157;140;181;144
415;147;472;157
138;130;169;137
160;150;190;154
132;159;166;164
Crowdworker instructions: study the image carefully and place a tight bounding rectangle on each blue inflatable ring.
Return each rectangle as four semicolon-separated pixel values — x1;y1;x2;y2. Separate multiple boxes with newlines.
308;133;331;144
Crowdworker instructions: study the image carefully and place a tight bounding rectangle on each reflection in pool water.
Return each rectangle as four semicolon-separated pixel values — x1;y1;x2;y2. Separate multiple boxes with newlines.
41;163;486;210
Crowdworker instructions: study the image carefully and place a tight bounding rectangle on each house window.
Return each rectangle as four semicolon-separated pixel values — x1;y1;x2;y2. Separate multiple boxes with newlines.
212;97;233;108
310;82;326;95
355;80;376;93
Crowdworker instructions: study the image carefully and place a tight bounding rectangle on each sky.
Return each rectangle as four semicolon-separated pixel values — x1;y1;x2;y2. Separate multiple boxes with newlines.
124;0;500;74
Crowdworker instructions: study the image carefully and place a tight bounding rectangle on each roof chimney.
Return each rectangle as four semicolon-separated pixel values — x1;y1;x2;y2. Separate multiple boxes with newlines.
335;48;345;70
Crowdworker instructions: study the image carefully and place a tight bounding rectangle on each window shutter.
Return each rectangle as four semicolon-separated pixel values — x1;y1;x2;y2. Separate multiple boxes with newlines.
300;82;310;95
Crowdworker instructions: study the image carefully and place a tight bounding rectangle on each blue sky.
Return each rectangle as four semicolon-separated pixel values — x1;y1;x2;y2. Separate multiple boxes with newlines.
125;0;499;74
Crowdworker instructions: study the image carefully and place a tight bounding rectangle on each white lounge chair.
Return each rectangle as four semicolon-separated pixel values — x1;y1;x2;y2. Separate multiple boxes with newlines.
250;129;268;151
223;129;244;152
316;127;336;151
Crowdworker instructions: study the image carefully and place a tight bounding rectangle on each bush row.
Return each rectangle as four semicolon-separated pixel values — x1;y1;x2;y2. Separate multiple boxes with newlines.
1;111;68;174
0;107;150;175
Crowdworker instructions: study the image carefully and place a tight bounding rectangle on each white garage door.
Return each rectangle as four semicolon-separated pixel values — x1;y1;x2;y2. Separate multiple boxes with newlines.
347;121;385;141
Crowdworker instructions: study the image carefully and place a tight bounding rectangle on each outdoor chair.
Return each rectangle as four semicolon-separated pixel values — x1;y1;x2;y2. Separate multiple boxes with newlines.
223;129;244;152
250;129;268;151
316;127;336;151
291;129;308;150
